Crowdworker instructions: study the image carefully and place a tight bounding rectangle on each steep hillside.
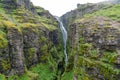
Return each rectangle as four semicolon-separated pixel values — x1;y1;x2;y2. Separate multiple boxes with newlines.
61;0;120;28
0;0;120;80
0;0;65;80
61;2;120;80
61;2;112;28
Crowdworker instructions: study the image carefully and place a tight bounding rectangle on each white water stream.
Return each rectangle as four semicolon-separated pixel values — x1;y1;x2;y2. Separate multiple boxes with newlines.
55;17;68;63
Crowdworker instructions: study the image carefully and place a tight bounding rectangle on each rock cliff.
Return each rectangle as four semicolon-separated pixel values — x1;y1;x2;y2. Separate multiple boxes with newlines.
61;1;120;80
0;0;64;79
0;0;120;80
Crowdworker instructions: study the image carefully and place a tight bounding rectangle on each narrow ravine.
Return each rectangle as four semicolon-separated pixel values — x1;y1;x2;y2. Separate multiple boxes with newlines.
55;17;68;63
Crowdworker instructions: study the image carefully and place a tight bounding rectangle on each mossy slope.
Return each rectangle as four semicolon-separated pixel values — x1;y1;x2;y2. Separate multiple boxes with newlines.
61;3;120;80
0;0;64;80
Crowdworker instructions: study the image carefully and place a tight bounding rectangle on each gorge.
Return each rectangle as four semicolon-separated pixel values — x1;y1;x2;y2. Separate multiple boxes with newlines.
0;0;120;80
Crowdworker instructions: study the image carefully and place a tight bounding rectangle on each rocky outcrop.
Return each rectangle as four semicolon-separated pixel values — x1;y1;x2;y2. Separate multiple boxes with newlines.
68;16;120;80
8;27;25;75
61;2;112;27
0;0;63;77
78;16;120;50
49;30;59;45
2;0;35;13
23;27;39;67
35;6;56;20
61;1;120;80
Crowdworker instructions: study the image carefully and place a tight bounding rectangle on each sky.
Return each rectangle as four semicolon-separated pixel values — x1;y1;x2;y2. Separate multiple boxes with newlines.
30;0;106;16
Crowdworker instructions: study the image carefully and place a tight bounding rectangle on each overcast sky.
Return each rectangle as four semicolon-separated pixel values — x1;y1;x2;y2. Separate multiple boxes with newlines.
30;0;106;16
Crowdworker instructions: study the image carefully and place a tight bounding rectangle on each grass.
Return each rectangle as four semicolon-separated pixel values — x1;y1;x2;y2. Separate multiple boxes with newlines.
35;6;48;13
61;71;73;80
8;71;38;80
41;23;57;31
30;63;57;80
0;74;6;80
84;4;120;20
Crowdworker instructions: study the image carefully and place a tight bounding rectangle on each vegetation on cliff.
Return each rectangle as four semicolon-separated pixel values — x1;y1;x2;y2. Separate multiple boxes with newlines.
61;2;120;80
0;0;120;80
0;0;64;80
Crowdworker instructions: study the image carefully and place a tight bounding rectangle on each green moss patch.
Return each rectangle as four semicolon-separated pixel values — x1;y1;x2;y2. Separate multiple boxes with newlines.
72;36;120;80
1;59;10;70
84;4;120;20
28;48;37;60
0;30;8;49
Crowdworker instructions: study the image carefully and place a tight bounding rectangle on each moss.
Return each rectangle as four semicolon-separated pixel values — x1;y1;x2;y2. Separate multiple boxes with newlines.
90;49;99;59
21;23;37;28
76;55;120;80
0;13;6;20
35;15;57;31
41;22;57;31
28;48;36;54
78;57;95;67
0;30;6;37
13;15;25;23
10;6;36;23
0;1;63;80
72;35;120;80
104;25;113;28
74;67;89;80
40;44;49;61
41;44;48;51
100;51;118;63
0;22;5;30
21;23;38;32
95;61;120;80
2;20;16;28
79;43;92;55
2;20;21;33
39;36;47;43
106;35;115;40
1;59;10;70
0;30;8;49
35;6;48;13
28;48;37;60
83;53;119;79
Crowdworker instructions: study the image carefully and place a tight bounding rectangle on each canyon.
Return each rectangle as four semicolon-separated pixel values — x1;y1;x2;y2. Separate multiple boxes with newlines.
0;0;120;80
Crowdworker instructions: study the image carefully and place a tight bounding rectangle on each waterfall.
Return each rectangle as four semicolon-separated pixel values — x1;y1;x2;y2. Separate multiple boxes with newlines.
55;17;68;63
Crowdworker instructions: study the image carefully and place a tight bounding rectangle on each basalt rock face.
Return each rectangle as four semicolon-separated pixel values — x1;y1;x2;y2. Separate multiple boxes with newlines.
23;27;39;67
75;17;120;50
0;0;63;77
69;16;120;80
8;27;25;75
61;2;120;80
61;0;120;28
61;2;113;28
2;0;35;13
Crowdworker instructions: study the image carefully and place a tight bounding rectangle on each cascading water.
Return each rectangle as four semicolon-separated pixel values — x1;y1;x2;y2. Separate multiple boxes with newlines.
55;17;68;63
